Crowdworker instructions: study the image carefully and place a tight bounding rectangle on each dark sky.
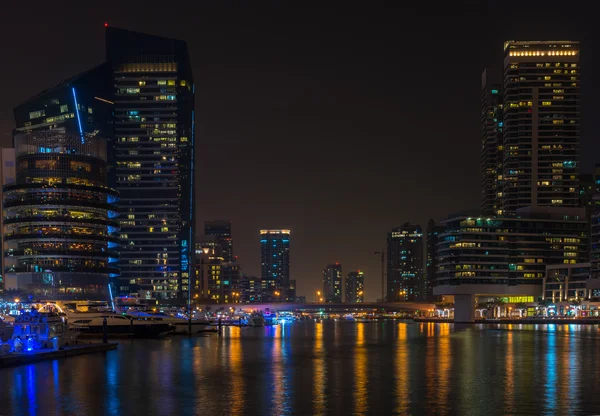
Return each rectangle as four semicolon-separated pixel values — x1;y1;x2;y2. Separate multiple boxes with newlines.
0;1;595;301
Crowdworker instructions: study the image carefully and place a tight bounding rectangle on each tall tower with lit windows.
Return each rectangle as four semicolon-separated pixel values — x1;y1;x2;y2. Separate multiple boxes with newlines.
260;229;291;302
502;41;580;214
106;27;195;305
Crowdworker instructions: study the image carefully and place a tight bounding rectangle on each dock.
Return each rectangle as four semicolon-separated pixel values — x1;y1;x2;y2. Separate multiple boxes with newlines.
0;342;118;368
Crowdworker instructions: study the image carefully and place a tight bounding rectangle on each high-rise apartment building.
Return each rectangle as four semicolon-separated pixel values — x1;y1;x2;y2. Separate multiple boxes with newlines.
502;41;580;213
106;27;195;305
323;263;342;303
260;229;290;302
590;164;600;278
387;224;423;302
204;220;233;262
345;270;364;303
434;207;588;321
6;65;119;299
480;69;504;216
426;219;445;301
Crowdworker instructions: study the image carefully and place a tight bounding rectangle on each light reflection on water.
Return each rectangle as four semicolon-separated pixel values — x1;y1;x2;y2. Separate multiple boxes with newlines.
3;321;600;415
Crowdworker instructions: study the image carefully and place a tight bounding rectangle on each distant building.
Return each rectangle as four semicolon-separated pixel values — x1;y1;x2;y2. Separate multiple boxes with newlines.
323;263;342;303
260;229;291;302
345;271;364;303
387;224;424;301
246;276;263;303
426;219;445;301
480;68;503;216
502;41;580;213
434;207;589;321
204;220;233;262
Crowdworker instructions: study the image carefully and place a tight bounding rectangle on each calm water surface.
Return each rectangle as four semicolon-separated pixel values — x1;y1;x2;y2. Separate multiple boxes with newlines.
2;320;600;415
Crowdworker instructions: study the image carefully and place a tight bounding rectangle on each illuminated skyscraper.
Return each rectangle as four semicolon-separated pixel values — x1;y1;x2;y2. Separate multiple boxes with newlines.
387;224;423;301
260;229;290;302
6;69;119;298
502;41;580;213
345;270;364;303
323;263;342;303
480;69;503;216
106;27;195;305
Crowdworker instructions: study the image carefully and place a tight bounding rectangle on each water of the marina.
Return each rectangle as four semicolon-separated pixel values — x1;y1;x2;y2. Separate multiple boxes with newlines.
1;320;600;415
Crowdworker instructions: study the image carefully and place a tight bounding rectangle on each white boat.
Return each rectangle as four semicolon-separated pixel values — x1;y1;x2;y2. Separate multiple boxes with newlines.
70;315;174;338
10;310;79;350
126;311;211;334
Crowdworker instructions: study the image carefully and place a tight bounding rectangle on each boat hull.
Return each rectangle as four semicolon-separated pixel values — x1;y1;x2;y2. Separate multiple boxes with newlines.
76;323;173;338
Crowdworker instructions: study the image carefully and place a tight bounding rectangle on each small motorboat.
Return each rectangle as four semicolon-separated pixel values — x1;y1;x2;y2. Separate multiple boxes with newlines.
70;315;174;338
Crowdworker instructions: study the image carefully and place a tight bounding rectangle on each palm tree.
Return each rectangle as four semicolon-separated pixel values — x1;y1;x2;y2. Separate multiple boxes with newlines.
491;297;505;318
538;298;553;317
515;302;528;318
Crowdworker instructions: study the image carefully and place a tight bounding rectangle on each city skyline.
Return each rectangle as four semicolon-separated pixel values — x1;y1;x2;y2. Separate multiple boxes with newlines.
0;2;596;300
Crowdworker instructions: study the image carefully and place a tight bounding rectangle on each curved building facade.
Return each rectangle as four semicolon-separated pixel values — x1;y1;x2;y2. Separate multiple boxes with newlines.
3;129;119;299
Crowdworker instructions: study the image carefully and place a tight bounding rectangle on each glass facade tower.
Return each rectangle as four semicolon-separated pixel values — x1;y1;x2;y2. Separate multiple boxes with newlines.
502;41;580;214
106;27;195;305
259;229;290;302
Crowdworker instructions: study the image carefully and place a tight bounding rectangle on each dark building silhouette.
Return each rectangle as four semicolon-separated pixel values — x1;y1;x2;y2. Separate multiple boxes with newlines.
204;220;233;262
426;219;445;301
480;69;503;216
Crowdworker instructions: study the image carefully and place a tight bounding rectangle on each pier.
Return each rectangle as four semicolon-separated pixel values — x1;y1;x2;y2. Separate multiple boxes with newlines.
0;342;118;368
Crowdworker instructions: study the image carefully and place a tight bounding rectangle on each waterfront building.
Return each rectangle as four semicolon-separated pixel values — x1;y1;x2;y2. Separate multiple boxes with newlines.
3;130;120;299
426;219;445;302
323;263;342;303
434;206;589;321
204;220;233;262
5;63;119;299
0;149;16;294
345;270;364;303
387;224;424;301
544;262;590;302
246;276;262;303
480;69;503;217
107;27;195;305
260;229;290;302
502;41;580;214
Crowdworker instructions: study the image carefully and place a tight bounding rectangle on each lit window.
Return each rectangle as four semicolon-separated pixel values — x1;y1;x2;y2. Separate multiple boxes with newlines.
29;110;45;119
168;80;176;86
60;105;68;113
126;88;140;94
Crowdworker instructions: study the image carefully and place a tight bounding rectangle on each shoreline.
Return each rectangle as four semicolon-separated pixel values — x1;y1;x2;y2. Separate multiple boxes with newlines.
414;317;600;325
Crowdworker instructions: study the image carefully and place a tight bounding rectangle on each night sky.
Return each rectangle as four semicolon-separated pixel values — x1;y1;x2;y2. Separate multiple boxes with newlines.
0;1;595;301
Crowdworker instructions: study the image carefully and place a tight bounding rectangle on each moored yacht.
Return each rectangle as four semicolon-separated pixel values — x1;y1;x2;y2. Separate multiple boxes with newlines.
126;310;211;334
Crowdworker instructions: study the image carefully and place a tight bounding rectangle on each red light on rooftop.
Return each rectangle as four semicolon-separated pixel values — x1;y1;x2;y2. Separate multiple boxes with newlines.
104;22;109;27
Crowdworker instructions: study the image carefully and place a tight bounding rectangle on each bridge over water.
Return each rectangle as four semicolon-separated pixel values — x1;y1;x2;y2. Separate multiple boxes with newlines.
206;302;436;313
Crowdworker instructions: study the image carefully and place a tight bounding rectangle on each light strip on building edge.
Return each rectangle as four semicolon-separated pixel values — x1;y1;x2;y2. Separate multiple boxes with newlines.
72;87;85;143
